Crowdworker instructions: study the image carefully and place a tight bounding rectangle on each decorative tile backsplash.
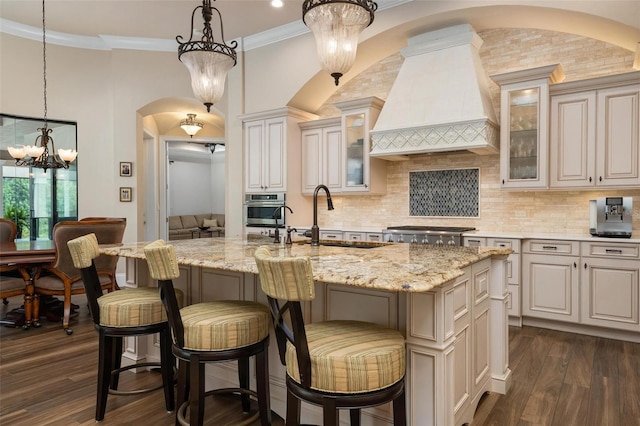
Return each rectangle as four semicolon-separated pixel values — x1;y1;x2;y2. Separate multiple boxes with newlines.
409;169;479;217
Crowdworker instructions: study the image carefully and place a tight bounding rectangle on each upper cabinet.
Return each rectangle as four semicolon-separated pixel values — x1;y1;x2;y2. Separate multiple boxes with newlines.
299;97;387;195
550;72;640;189
335;97;387;194
492;64;565;189
242;108;316;194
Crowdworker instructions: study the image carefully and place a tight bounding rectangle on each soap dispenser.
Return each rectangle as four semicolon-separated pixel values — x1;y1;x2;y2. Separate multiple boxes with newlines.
285;226;297;245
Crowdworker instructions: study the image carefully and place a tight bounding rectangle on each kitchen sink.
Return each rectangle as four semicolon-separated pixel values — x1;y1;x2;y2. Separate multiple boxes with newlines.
297;240;391;249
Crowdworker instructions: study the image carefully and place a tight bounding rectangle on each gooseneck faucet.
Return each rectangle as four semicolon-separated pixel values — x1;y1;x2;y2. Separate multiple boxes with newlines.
272;204;293;243
311;184;334;246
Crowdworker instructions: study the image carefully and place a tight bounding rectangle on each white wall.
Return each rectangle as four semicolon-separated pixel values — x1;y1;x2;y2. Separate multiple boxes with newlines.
168;159;213;215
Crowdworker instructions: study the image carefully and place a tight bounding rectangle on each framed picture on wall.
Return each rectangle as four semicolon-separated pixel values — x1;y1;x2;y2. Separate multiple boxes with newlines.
120;162;132;177
119;187;132;202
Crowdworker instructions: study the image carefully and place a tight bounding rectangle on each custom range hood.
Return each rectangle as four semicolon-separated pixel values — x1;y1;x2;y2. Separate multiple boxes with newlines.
370;24;499;161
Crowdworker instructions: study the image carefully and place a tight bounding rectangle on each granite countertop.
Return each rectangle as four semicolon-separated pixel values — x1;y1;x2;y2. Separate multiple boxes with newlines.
100;237;511;293
463;230;640;243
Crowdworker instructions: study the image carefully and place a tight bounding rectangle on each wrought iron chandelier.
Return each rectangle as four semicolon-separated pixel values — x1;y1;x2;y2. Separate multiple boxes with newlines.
8;0;77;172
177;0;237;112
180;114;204;137
302;0;377;86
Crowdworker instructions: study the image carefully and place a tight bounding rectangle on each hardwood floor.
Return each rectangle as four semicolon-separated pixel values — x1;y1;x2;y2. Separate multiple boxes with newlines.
1;295;639;425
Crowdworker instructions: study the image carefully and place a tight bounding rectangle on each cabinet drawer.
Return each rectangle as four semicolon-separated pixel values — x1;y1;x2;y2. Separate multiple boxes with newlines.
320;231;343;240
366;232;383;242
344;232;365;241
524;240;579;256
581;242;640;259
488;238;521;253
464;237;487;247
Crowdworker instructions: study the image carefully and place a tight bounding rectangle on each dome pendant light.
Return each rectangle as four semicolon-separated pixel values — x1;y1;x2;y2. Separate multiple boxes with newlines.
176;0;237;112
180;114;204;137
302;0;377;86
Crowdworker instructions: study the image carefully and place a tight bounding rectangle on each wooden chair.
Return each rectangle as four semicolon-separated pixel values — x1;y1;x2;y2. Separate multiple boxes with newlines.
0;218;17;242
253;245;407;426
0;218;24;306
144;240;272;426
67;233;176;421
35;219;126;334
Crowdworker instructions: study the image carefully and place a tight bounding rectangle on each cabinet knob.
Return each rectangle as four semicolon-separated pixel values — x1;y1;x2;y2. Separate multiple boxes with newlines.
584;262;588;269
589;176;592;182
599;176;602;182
573;262;577;268
502;179;505;185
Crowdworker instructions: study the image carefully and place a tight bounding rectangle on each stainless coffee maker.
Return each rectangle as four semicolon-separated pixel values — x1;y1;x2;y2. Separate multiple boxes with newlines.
589;197;633;238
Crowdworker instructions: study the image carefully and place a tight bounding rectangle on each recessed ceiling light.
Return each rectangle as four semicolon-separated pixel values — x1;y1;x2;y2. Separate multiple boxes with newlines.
271;0;284;8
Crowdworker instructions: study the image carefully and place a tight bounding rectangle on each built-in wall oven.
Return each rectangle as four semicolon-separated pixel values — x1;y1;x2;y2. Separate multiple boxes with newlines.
244;193;287;227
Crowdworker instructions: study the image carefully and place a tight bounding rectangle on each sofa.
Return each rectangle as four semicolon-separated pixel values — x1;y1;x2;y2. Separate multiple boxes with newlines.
168;213;225;240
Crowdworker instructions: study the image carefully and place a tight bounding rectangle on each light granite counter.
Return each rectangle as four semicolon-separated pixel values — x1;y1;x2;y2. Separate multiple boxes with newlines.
100;236;511;293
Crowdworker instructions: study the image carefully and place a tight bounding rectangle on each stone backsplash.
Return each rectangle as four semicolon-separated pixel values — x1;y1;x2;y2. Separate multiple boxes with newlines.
313;28;639;235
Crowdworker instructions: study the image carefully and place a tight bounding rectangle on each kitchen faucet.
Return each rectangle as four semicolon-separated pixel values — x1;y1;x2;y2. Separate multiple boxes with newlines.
311;184;334;246
272;204;293;243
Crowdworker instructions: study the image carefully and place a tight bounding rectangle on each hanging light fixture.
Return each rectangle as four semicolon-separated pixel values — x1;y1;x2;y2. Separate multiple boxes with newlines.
8;0;77;172
302;0;377;86
177;0;237;112
180;113;204;137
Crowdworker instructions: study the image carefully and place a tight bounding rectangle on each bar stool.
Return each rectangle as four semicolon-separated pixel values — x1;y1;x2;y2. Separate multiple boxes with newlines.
254;245;407;426
67;234;177;421
143;240;272;426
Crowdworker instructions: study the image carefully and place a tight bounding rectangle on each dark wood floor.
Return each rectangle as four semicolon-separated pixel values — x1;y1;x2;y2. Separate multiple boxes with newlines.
1;295;639;425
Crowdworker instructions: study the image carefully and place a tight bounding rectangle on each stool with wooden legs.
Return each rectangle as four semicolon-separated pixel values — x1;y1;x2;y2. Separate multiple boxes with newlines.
144;240;272;426
254;245;407;426
67;233;177;421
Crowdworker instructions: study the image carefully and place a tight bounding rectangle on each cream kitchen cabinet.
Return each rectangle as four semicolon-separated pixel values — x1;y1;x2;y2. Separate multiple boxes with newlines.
334;97;387;194
464;236;522;320
299;117;343;195
580;241;639;332
522;239;580;323
319;230;343;240
550;72;640;188
491;64;565;189
243;107;316;194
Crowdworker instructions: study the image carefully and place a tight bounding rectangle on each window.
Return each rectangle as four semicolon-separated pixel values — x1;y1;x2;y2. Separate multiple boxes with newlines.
1;114;78;240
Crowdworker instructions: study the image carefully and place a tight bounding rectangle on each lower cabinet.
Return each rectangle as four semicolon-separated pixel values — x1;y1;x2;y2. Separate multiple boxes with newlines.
580;242;640;332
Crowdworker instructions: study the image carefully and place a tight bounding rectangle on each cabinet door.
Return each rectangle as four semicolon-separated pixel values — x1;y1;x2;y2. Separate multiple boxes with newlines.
500;83;550;189
343;112;368;192
522;253;580;322
301;128;322;194
245;121;265;192
264;117;286;191
581;257;639;331
550;92;596;188
596;85;640;187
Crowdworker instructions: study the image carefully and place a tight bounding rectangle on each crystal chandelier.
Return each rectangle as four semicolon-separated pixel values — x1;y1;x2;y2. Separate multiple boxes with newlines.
8;0;77;172
180;114;204;137
177;0;237;112
302;0;377;86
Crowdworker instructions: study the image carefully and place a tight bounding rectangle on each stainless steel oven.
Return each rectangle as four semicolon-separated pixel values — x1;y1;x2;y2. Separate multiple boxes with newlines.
244;193;287;227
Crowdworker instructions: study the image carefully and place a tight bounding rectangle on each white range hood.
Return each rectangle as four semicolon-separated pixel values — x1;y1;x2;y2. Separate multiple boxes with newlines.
370;24;499;161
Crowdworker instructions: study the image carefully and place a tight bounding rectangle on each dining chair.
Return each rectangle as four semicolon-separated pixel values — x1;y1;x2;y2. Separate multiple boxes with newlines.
34;219;126;334
0;218;17;242
67;233;176;421
1;218;25;307
253;245;407;426
144;239;272;426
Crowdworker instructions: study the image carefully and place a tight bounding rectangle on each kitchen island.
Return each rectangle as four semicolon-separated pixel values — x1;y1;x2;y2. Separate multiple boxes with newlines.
100;237;511;426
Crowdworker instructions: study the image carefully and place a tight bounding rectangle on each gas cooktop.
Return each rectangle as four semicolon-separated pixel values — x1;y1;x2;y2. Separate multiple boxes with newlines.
385;226;476;233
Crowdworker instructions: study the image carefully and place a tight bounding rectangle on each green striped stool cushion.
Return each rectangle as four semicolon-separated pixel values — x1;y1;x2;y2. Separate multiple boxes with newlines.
98;287;183;327
285;320;406;394
181;301;271;351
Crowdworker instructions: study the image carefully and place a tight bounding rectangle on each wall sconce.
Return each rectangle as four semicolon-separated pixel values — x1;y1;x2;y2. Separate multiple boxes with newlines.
180;114;204;137
302;0;377;86
177;0;237;112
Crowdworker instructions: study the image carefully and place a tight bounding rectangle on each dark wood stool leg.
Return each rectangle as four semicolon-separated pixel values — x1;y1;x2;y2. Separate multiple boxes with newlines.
238;356;251;413
110;336;123;390
176;359;189;426
349;409;361;426
393;388;407;426
190;356;205;426
256;346;272;425
160;327;175;412
96;333;114;421
322;397;339;426
286;390;301;426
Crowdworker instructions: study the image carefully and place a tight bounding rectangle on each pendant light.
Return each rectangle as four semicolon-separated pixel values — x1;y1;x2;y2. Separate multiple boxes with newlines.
302;0;377;86
180;114;204;137
8;0;77;172
177;0;237;112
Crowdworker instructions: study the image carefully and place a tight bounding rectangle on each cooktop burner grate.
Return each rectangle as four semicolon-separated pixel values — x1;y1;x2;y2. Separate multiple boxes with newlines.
385;226;476;233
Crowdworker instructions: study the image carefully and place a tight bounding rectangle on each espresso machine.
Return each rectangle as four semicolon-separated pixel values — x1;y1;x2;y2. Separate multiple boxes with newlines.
589;197;633;238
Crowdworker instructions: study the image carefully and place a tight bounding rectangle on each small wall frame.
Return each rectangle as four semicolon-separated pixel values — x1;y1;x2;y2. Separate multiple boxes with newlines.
120;162;132;177
119;187;132;202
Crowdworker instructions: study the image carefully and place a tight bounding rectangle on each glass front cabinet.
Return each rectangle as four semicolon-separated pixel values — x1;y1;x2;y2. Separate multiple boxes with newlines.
492;64;565;189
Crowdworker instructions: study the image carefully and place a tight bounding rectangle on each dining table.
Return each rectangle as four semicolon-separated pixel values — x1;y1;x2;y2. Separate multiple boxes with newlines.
0;240;56;328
